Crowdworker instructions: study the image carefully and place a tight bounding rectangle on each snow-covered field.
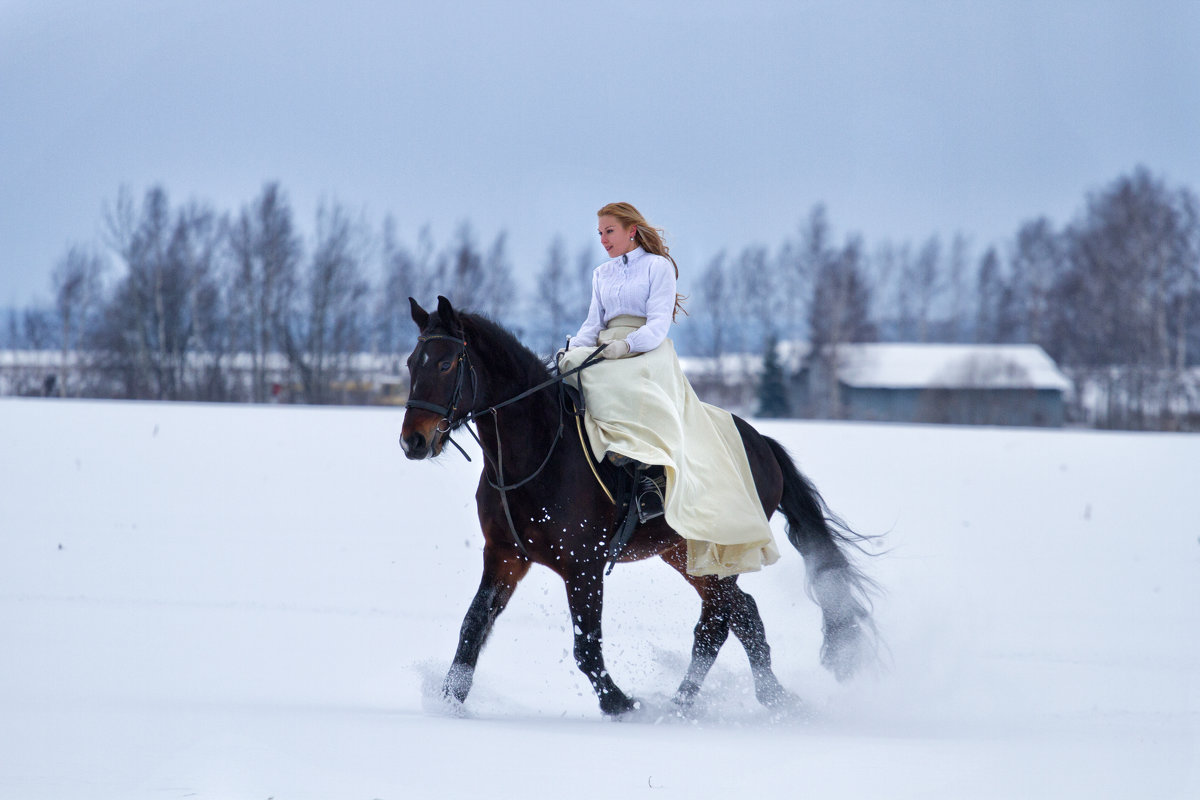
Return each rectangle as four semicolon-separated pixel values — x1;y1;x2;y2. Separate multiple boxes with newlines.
1;397;1197;799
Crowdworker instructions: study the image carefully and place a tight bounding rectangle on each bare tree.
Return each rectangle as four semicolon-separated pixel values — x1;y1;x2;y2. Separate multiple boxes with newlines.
52;246;104;396
945;233;972;343
870;239;903;339
480;231;517;324
378;218;432;356
731;244;773;352
697;251;730;359
20;308;54;351
1173;188;1200;371
774;205;829;343
1009;218;1063;348
907;235;942;342
286;201;371;404
433;222;485;312
809;236;875;418
3;310;17;348
99;186;222;400
569;243;596;325
893;242;916;340
169;202;224;399
534;235;572;354
1058;167;1200;427
974;246;1018;344
229;182;301;402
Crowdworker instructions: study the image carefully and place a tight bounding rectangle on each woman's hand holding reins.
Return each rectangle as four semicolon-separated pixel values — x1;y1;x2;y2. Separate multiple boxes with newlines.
602;340;630;359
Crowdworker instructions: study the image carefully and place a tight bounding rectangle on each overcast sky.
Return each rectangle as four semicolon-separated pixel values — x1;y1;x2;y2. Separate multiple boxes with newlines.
3;0;1199;306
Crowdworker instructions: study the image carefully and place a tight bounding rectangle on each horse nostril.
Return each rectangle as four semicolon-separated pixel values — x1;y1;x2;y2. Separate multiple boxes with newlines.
401;431;427;458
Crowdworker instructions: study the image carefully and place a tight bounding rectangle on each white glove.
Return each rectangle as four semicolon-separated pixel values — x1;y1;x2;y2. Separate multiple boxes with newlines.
602;340;631;359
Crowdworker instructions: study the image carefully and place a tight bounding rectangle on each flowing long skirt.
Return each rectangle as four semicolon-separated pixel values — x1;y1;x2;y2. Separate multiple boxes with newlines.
560;316;779;576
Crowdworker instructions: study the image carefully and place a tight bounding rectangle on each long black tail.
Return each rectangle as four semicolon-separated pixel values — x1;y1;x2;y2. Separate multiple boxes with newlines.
764;435;880;680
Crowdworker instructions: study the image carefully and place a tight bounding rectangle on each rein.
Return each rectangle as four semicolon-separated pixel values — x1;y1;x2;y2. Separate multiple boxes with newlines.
406;333;609;557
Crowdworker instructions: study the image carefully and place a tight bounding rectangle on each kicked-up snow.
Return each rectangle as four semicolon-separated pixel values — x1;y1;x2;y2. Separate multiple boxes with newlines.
0;398;1197;798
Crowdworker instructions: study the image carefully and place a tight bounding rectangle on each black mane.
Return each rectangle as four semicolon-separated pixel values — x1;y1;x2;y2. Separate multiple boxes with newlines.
454;311;553;396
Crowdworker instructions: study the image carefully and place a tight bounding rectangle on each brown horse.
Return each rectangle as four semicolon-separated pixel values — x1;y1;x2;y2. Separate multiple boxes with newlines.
400;296;877;716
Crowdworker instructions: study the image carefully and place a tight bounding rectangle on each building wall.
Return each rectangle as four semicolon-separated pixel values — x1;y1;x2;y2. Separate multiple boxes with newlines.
843;386;1064;427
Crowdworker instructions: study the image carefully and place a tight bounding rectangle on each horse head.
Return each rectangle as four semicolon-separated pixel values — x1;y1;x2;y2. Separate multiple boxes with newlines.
400;295;478;459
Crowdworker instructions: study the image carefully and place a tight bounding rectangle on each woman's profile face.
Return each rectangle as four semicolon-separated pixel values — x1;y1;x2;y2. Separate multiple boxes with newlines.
597;215;637;259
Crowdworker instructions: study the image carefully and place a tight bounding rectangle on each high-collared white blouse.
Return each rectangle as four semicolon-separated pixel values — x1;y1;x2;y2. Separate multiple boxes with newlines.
568;247;677;353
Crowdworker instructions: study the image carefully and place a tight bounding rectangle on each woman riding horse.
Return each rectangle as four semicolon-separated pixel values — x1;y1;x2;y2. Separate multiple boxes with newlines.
399;207;877;716
560;202;780;577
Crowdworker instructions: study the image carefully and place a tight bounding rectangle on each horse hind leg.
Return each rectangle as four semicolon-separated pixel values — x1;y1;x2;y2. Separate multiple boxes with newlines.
673;586;731;707
661;546;725;707
722;579;797;708
664;547;793;710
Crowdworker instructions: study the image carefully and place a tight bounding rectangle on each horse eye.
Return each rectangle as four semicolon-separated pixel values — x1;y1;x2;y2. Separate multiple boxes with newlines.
439;360;453;372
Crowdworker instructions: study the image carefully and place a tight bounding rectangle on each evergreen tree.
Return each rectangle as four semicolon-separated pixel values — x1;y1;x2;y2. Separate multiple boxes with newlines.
756;334;790;418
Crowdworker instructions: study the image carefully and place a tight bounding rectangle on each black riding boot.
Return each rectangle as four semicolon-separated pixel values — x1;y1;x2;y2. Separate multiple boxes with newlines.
605;460;666;573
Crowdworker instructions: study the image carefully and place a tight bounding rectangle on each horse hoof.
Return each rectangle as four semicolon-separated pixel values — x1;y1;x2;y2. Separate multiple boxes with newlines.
756;684;800;710
601;693;641;717
443;663;474;704
672;679;701;709
821;619;870;682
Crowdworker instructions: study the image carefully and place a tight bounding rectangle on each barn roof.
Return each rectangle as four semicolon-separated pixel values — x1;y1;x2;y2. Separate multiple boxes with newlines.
832;343;1072;392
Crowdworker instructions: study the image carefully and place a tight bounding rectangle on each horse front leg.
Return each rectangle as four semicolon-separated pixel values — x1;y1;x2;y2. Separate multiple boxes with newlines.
443;544;530;707
563;564;638;716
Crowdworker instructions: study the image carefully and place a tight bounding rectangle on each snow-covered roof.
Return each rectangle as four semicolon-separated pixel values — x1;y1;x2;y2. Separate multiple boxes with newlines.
832;343;1072;392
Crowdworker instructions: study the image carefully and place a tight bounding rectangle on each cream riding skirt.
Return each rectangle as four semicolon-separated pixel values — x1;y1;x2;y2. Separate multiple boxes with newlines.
560;315;779;577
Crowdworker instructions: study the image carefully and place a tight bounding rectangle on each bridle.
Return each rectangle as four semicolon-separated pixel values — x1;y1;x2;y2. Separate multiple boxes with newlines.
405;329;608;558
404;332;478;457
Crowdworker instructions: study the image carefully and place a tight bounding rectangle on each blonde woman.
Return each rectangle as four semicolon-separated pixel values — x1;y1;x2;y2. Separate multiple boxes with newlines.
560;203;779;577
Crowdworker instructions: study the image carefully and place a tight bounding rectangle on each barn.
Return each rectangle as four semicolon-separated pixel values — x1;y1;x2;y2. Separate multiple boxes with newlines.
798;343;1072;427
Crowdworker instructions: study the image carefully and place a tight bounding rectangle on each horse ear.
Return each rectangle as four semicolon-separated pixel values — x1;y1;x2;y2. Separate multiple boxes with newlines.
409;297;429;329
436;295;461;330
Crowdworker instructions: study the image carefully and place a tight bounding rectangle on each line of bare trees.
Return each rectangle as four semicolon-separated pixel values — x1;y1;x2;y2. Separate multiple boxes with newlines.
10;182;518;403
5;167;1200;428
676;167;1200;429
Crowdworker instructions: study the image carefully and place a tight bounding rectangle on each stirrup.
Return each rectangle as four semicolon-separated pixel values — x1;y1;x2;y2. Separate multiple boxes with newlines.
635;469;665;523
605;461;664;574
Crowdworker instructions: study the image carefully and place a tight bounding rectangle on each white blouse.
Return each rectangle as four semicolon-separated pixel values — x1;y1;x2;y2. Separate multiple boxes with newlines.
568;247;677;353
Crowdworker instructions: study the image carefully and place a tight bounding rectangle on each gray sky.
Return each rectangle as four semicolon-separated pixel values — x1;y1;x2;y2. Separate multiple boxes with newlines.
3;0;1199;306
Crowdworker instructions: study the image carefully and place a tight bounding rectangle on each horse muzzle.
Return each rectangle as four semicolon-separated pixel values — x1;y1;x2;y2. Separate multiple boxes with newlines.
400;414;448;460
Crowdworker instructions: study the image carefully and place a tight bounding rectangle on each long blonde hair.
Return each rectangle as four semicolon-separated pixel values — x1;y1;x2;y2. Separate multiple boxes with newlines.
597;202;687;320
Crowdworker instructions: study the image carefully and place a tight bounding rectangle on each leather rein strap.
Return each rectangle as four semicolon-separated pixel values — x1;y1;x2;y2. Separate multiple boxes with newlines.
406;333;609;558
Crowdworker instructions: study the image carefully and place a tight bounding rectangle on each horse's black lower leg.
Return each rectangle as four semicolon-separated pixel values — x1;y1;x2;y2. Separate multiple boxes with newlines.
443;548;528;706
674;600;731;706
723;582;794;707
564;566;637;716
672;570;793;710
